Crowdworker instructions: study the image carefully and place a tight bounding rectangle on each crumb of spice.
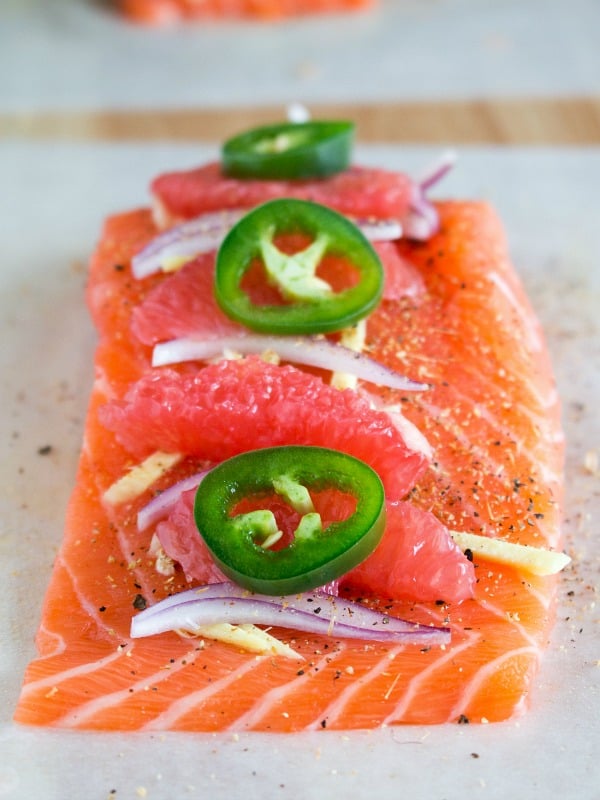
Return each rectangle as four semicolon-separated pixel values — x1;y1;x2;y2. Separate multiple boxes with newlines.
133;594;147;610
583;450;598;476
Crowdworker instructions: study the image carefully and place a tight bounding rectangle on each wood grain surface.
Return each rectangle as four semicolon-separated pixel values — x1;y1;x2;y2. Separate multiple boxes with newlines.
3;97;600;144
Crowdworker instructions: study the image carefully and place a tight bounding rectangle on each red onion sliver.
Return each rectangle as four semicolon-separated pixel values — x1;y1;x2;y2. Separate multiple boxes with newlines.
132;212;402;280
152;334;429;392
401;203;440;241
418;150;457;192
131;582;450;646
137;470;208;531
402;151;456;241
401;213;431;241
350;217;402;241
132;210;247;279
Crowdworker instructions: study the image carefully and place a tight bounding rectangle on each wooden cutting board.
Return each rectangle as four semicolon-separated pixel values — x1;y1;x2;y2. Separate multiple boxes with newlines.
2;97;599;144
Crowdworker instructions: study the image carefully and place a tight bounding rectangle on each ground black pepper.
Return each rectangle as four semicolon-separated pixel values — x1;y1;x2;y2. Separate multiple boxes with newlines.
133;594;147;610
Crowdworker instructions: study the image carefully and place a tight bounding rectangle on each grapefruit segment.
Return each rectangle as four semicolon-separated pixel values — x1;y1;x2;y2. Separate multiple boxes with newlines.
131;254;242;346
342;501;476;603
155;488;475;604
98;356;429;501
151;163;414;225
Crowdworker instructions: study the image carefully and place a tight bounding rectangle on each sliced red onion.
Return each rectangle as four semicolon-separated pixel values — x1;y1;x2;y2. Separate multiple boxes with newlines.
403;151;456;241
132;209;247;279
402;197;441;241
133;212;402;280
349;217;402;241
137;470;208;531
418;150;457;192
131;582;450;645
152;334;429;392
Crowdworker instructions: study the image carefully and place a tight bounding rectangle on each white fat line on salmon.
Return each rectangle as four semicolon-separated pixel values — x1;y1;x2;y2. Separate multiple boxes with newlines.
414;398;508;480
303;643;407;731
474;597;545;650
19;641;126;696
442;377;561;453
520;579;554;611
416;391;563;518
141;654;265;731
429;369;562;464
447;645;540;722
383;629;480;725
35;623;66;660
225;642;348;731
101;487;172;614
439;336;560;417
83;467;193;657
502;364;560;421
57;551;130;646
487;270;545;354
428;386;564;520
55;644;203;728
478;569;555;615
404;413;507;526
419;390;564;539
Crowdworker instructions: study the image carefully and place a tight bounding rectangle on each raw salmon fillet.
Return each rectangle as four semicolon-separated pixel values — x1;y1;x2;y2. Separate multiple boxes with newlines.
119;0;373;24
14;169;564;731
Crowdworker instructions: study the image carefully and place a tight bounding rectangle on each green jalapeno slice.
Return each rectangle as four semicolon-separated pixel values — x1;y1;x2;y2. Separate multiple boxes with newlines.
194;446;386;595
222;120;354;180
214;198;383;336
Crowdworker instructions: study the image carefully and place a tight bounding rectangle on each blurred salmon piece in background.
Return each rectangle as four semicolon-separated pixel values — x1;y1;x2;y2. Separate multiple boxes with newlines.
120;0;373;23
